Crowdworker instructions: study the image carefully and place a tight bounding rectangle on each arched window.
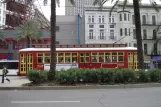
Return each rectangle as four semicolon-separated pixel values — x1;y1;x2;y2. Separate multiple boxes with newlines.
142;15;146;24
144;43;148;55
152;15;156;25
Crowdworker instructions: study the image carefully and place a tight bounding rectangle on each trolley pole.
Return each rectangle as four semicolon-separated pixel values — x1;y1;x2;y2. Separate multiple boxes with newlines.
78;14;80;44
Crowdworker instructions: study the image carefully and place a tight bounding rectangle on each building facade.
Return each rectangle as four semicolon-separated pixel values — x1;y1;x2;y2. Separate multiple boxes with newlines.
85;6;117;44
0;16;85;60
0;1;6;26
116;3;161;56
84;3;161;56
65;0;95;15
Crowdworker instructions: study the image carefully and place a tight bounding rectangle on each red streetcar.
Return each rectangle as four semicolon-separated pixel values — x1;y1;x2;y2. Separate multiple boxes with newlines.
18;47;138;75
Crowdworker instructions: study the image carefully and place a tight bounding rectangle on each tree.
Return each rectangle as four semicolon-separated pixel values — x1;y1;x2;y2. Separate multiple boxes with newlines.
93;0;159;69
43;0;75;80
15;19;43;48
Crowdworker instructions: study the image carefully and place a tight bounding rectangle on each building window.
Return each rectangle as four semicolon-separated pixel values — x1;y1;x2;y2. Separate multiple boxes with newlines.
110;30;114;39
132;15;135;24
128;14;130;21
56;41;59;44
124;13;126;21
129;28;130;36
56;26;59;32
109;15;114;23
99;16;104;23
88;15;94;23
142;15;146;25
99;29;105;40
153;29;157;39
134;43;137;47
143;29;147;39
133;29;136;39
110;24;114;28
144;44;148;55
120;28;123;36
125;28;127;36
120;14;122;21
99;25;104;28
89;24;94;28
89;29;94;39
152;15;156;25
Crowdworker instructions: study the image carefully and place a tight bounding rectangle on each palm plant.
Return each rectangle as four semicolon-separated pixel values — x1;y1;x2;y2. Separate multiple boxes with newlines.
43;0;75;80
15;19;42;48
93;0;159;69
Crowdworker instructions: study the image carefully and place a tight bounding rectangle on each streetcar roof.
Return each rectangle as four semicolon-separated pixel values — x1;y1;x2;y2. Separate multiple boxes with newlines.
19;47;137;52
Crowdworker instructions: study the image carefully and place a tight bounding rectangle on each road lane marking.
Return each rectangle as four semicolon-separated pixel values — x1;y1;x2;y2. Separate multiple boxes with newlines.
11;101;80;104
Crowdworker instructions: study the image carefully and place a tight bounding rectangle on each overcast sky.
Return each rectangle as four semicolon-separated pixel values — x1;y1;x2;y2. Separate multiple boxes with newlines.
35;0;161;21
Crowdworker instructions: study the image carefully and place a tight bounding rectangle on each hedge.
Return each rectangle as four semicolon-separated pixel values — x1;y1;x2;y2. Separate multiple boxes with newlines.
27;68;161;84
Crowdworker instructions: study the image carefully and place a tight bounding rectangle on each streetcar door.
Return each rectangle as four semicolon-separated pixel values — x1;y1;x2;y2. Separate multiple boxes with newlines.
20;53;33;75
128;52;138;71
26;53;33;72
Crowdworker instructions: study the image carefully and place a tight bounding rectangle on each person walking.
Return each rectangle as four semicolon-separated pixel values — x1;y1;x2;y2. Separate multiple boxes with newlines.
1;65;10;83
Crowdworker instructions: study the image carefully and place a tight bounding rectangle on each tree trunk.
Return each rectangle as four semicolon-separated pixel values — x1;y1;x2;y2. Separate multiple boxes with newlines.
50;0;56;79
26;35;30;48
133;0;144;69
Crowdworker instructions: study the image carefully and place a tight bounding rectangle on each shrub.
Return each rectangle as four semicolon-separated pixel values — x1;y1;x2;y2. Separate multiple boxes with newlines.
27;69;47;84
121;69;137;83
148;69;161;82
99;68;114;83
137;70;149;82
114;70;124;83
47;71;55;81
55;68;77;84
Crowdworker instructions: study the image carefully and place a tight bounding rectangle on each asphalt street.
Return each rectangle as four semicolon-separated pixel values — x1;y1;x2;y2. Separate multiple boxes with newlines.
0;87;161;107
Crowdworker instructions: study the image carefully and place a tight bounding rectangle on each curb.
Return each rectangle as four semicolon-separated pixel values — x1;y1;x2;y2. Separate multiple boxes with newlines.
0;83;161;90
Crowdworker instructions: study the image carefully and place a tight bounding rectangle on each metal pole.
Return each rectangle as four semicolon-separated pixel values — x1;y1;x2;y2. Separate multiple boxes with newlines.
78;14;80;44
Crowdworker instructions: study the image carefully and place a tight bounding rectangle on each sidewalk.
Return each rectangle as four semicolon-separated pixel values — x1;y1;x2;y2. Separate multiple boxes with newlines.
1;76;161;90
0;76;30;87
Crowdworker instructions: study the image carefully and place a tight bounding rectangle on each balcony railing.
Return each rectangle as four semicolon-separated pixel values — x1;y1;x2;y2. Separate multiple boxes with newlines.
141;21;160;26
0;45;8;49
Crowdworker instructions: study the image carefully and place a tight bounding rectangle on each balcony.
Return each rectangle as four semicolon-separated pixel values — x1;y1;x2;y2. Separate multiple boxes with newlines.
141;21;159;26
108;36;117;40
87;36;96;40
98;36;106;40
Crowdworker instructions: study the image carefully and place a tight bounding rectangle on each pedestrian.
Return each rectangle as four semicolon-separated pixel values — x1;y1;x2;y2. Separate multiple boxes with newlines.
1;65;10;83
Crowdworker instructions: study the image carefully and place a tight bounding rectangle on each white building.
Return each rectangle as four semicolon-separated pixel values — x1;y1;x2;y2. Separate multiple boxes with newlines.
65;0;95;15
0;1;6;27
117;3;161;55
84;3;161;56
85;6;118;44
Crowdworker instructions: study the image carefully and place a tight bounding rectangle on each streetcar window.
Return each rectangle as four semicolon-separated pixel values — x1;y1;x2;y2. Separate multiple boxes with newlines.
72;53;77;62
65;53;71;63
37;53;44;63
105;53;111;62
112;52;117;62
98;53;104;62
118;52;124;62
44;53;50;63
58;53;64;63
80;53;89;63
92;53;98;62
